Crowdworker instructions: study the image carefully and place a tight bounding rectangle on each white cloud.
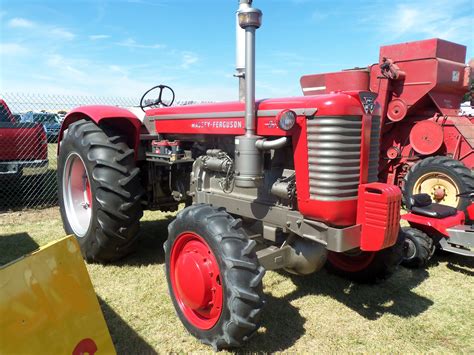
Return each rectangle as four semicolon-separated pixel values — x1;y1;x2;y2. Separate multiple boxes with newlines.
367;0;473;43
46;54;87;80
0;43;29;56
5;16;76;41
117;38;164;49
8;17;35;28
181;52;198;69
50;28;75;40
89;34;110;40
109;65;128;75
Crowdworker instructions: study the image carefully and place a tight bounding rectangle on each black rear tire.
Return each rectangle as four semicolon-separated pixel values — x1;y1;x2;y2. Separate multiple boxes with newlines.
58;119;143;263
403;156;474;210
401;227;434;268
165;204;265;350
326;231;405;283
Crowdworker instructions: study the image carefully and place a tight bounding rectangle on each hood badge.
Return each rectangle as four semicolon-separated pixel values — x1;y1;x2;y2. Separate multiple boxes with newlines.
359;92;377;114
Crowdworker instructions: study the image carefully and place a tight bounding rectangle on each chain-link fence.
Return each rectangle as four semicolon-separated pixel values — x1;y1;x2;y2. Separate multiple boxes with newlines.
0;92;200;212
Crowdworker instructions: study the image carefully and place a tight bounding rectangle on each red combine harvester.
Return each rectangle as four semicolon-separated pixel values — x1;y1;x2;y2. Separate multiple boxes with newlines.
301;39;474;211
57;1;404;349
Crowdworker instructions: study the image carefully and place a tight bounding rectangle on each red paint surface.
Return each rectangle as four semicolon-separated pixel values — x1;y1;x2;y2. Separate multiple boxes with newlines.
327;251;376;272
151;94;364;136
0;100;47;162
59;106;142;156
401;210;465;237
170;232;223;330
72;338;97;355
300;38;473;191
356;183;401;251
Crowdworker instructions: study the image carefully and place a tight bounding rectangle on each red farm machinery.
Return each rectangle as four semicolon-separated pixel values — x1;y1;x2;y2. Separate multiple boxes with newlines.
301;38;474;211
57;1;405;349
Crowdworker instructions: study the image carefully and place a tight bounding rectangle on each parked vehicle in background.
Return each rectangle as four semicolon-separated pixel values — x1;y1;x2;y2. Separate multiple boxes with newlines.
12;113;23;121
0;100;48;177
57;111;68;123
460;101;474;116
22;111;62;142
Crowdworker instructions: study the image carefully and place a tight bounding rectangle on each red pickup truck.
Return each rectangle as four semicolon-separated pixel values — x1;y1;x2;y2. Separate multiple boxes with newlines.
0;99;48;177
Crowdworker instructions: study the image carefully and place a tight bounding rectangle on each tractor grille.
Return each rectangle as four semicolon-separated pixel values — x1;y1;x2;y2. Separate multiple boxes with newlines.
367;115;381;182
307;116;362;201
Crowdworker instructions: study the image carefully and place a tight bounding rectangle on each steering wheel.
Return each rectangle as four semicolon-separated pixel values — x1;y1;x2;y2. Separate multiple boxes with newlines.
140;84;175;112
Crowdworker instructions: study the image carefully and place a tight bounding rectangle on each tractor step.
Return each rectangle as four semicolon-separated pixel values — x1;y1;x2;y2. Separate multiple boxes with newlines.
440;225;474;257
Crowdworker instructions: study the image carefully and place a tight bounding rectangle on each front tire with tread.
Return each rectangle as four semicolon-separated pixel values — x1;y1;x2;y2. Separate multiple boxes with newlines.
401;227;434;268
165;204;265;350
326;231;405;283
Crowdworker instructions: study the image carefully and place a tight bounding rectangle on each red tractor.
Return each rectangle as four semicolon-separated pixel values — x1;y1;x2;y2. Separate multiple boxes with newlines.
57;1;403;349
301;38;474;211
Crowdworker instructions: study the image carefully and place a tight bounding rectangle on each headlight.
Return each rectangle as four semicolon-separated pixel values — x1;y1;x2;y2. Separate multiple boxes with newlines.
277;110;296;131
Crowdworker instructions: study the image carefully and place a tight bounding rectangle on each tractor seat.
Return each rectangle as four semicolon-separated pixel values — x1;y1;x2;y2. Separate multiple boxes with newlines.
410;193;458;219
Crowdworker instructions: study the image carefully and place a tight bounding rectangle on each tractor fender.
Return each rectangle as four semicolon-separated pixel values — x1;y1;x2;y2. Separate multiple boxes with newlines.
59;105;142;157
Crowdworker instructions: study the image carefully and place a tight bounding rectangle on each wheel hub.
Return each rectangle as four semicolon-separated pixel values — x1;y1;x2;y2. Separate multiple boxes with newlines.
403;238;416;261
170;233;223;330
433;187;445;201
63;153;93;237
327;250;376;273
413;172;459;207
175;248;213;309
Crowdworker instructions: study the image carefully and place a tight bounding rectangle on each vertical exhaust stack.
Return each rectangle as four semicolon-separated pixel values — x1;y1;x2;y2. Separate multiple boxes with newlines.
234;1;264;188
235;1;249;102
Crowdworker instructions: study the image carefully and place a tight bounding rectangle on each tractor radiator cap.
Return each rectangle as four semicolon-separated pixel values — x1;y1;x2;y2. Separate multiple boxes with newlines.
387;98;408;122
409;120;444;155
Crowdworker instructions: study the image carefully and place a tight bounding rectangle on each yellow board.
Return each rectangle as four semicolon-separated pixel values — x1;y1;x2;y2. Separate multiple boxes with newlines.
0;236;115;354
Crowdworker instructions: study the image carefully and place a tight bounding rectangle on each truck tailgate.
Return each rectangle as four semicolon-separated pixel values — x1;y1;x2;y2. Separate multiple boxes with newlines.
0;122;48;161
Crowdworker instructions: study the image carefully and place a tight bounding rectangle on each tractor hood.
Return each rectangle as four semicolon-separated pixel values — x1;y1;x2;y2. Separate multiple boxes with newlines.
146;92;375;136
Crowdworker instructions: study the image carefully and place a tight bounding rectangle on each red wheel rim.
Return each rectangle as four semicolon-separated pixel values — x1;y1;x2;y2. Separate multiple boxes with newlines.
327;251;376;273
170;232;223;330
85;177;92;207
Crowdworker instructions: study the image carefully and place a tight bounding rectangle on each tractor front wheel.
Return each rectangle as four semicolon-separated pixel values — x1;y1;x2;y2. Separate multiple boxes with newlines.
58;119;143;263
325;232;405;283
165;204;265;350
401;227;435;268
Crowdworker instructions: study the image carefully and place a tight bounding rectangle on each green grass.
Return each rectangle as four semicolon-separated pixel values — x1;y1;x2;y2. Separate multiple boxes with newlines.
1;208;473;353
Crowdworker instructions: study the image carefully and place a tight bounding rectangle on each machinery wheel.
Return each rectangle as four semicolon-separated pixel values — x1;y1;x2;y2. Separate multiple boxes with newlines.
165;204;265;350
401;227;434;268
58;119;143;263
403;156;474;210
325;231;405;283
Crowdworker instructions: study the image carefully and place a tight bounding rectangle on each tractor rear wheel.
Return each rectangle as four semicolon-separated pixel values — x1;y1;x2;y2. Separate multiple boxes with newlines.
165;204;265;350
403;156;474;210
58;119;143;263
401;227;434;268
325;232;405;283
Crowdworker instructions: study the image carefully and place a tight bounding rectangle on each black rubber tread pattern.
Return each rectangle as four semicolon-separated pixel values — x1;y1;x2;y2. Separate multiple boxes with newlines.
402;156;474;210
326;231;405;284
400;227;434;268
164;204;265;350
58;119;143;263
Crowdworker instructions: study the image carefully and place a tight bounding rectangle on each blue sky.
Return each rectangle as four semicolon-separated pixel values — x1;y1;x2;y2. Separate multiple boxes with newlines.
0;0;472;101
